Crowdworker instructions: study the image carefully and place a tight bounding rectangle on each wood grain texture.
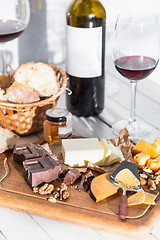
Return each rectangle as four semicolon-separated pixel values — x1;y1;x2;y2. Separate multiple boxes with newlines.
0;140;160;239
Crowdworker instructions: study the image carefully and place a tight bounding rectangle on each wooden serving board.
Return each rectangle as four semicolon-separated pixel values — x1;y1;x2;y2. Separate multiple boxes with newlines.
0;140;160;239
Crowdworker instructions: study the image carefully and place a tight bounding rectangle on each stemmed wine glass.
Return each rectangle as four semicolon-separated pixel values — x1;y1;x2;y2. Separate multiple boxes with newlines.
0;0;30;75
112;12;160;138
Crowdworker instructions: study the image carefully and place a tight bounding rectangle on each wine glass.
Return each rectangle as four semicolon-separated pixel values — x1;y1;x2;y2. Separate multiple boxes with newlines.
0;0;30;75
112;12;160;139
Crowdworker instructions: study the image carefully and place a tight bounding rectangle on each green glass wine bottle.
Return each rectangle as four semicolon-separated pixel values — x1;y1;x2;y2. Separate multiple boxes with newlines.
66;0;106;117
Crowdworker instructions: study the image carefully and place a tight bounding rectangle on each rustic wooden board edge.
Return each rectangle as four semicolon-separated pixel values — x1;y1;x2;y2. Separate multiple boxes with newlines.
0;189;156;239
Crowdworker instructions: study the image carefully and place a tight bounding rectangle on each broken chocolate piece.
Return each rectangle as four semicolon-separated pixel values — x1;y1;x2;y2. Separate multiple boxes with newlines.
63;169;81;185
23;155;61;188
13;144;49;165
78;171;95;192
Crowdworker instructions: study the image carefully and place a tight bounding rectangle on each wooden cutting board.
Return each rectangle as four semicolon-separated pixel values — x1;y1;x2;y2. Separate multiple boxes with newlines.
0;140;160;239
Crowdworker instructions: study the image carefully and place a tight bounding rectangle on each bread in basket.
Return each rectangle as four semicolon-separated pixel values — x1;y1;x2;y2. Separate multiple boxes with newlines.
0;65;68;135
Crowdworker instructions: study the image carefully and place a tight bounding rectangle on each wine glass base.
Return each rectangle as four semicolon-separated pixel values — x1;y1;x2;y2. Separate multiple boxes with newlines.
112;120;152;139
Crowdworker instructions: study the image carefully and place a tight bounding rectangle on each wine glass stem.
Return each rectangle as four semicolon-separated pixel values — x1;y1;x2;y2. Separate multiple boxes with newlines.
128;81;137;126
0;43;5;75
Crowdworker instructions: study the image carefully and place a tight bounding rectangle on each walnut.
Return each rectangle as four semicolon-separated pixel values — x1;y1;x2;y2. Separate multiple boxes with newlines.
63;190;70;200
33;187;39;193
155;170;160;176
45;184;54;194
47;196;56;203
52;191;59;199
39;183;54;195
140;173;148;179
148;178;156;191
60;183;68;200
143;167;153;174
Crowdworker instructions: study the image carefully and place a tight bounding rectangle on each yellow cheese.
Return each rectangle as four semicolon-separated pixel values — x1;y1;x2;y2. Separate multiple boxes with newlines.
128;190;157;206
128;190;145;206
134;152;150;167
115;168;140;188
143;192;157;205
140;177;147;186
151;137;160;154
90;173;119;202
132;139;159;158
146;159;160;171
100;139;124;166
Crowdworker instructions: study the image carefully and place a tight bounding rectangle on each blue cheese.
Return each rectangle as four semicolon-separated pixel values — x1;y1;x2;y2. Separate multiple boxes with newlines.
62;138;104;167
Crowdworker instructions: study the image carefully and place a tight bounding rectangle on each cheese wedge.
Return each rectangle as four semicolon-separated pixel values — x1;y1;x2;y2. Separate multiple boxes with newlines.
115;168;140;189
100;139;124;166
128;190;145;206
151;137;160;154
91;173;119;202
132;139;159;158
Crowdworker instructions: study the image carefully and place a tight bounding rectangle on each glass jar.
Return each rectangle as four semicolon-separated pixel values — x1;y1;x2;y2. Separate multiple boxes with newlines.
43;108;72;143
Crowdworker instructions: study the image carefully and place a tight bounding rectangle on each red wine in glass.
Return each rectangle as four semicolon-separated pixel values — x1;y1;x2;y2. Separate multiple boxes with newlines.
0;19;26;43
115;55;157;81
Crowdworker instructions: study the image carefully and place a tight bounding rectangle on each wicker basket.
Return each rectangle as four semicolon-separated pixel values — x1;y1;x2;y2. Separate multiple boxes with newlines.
0;65;68;135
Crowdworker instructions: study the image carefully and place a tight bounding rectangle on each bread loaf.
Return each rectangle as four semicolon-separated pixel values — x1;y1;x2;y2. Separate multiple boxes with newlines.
5;81;40;104
0;126;19;154
14;62;60;97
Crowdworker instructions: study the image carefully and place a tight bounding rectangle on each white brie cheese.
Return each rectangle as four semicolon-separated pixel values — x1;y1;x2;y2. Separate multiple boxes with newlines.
62;138;104;167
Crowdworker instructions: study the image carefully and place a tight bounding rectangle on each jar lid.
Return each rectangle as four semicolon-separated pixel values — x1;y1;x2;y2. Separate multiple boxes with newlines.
46;108;68;122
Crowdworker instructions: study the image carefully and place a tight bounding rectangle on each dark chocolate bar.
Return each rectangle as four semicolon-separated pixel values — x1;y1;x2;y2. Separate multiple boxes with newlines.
13;144;49;165
23;155;61;188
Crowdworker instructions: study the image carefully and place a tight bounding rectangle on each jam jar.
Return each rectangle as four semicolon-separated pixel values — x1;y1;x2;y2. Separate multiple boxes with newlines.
43;108;72;143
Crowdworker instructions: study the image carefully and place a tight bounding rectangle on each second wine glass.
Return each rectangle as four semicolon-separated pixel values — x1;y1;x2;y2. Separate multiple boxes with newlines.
0;0;30;75
112;12;160;139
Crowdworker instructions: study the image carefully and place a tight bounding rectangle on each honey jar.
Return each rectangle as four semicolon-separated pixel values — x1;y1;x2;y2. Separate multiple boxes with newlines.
43;108;72;143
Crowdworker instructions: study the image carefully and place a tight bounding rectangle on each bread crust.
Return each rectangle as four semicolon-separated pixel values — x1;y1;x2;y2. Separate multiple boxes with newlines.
0;126;19;153
13;62;60;97
5;81;40;104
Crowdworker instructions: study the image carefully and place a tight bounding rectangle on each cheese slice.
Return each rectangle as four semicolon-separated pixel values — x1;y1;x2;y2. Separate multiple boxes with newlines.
91;173;119;202
128;190;157;206
61;138;104;167
115;168;140;189
128;190;145;206
100;139;124;166
143;192;157;205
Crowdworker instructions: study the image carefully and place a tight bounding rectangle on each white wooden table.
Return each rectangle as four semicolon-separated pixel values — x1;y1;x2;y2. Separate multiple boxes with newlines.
1;59;160;240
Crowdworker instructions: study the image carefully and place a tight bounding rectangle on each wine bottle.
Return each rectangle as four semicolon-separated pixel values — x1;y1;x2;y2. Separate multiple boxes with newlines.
66;0;106;117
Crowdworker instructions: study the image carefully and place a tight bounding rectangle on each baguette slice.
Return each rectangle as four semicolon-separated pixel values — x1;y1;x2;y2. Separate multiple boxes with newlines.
0;126;19;153
5;81;40;104
13;62;60;97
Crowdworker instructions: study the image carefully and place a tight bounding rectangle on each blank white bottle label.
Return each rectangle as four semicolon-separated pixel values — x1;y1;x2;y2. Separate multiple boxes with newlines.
66;25;102;78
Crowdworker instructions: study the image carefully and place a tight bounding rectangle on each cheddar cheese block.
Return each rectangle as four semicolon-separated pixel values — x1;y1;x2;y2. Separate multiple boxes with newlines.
147;158;160;172
132;139;159;158
134;152;150;167
151;137;160;154
91;173;119;202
